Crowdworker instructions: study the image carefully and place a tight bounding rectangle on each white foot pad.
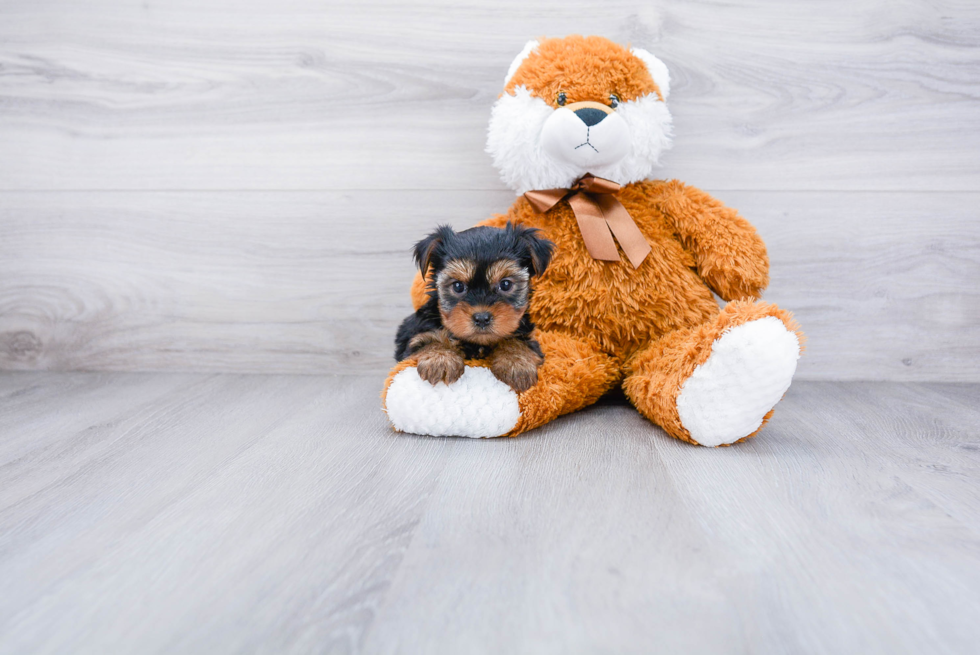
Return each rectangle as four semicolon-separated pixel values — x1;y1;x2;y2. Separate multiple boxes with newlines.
676;317;800;447
385;366;520;438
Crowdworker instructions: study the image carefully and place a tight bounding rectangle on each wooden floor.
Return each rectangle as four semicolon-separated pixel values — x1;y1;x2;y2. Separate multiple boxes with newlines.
0;373;978;654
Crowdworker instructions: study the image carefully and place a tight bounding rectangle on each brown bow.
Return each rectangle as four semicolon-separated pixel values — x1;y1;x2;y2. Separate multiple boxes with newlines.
523;174;651;268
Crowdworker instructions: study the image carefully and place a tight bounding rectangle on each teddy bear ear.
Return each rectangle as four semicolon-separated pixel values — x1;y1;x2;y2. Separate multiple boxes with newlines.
631;48;670;100
503;40;540;87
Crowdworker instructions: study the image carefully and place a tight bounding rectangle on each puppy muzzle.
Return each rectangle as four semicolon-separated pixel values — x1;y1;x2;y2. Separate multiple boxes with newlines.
472;311;493;329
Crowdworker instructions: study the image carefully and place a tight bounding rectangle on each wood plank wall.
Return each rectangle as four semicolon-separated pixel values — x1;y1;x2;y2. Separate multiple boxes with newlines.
1;0;978;380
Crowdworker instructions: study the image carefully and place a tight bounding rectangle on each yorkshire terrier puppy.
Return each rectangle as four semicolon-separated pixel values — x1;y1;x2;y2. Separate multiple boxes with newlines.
395;223;555;392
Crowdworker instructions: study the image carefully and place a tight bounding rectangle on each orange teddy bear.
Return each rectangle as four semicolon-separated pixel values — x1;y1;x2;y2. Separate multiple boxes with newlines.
383;35;803;446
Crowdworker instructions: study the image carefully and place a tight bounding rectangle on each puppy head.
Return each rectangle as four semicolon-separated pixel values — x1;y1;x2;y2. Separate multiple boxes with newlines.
413;223;554;345
486;35;673;194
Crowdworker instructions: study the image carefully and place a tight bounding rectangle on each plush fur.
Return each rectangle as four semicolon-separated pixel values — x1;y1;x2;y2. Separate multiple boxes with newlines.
487;36;673;194
384;35;803;446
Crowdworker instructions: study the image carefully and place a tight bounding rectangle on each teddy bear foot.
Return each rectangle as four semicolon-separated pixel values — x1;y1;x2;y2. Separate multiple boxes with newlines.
384;365;520;438
676;316;801;446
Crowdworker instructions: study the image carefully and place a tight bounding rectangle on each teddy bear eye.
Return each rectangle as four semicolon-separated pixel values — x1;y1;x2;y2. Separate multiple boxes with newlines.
609;94;620;108
556;91;567;106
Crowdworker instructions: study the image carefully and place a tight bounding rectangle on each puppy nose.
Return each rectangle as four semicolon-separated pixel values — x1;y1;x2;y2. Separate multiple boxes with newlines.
574;107;607;127
472;312;493;328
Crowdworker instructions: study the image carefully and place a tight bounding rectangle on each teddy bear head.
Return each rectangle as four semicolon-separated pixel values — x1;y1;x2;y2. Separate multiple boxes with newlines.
486;35;673;195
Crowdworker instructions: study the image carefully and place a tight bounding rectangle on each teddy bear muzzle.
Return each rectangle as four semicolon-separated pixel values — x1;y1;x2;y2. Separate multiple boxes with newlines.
540;101;632;170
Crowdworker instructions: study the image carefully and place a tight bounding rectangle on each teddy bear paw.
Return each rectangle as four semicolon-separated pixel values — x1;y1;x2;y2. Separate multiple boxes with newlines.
385;366;521;438
676;317;801;447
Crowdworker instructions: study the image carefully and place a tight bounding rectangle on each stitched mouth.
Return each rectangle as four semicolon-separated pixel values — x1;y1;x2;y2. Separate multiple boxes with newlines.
574;126;599;153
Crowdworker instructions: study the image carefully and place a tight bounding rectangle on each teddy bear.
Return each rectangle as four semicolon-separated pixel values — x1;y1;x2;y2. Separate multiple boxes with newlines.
382;35;803;446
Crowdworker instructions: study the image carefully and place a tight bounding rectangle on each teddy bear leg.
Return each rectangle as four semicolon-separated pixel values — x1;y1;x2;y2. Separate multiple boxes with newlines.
623;300;803;447
383;330;620;438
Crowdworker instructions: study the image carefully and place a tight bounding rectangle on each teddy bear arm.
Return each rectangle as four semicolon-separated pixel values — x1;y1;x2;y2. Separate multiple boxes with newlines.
657;182;770;301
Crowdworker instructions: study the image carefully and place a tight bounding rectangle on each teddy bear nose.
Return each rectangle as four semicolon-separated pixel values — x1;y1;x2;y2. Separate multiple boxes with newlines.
472;312;493;328
574;107;607;127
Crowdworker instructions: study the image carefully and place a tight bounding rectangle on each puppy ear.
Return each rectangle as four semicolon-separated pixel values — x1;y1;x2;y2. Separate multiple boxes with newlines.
413;226;453;276
631;48;670;100
510;223;554;277
503;39;540;87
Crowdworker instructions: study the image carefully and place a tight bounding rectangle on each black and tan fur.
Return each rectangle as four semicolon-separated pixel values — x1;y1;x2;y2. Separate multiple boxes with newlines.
395;224;554;392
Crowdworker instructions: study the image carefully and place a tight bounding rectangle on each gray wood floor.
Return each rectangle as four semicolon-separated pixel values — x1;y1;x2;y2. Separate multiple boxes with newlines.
2;373;978;654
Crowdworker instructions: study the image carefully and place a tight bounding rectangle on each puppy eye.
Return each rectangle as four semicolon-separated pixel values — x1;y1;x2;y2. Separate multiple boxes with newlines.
556;91;567;107
451;281;466;294
499;279;513;292
609;94;620;108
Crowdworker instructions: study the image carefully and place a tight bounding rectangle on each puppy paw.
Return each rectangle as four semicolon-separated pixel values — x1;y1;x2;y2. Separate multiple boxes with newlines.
416;349;465;386
491;361;538;393
489;339;543;392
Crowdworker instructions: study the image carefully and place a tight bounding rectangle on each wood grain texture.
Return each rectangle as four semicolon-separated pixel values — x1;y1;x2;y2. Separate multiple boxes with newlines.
1;373;979;653
1;0;978;378
0;0;978;191
1;190;977;380
0;373;456;653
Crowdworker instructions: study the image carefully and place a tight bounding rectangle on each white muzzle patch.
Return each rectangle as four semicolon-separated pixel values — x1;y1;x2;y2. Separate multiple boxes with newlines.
486;86;673;194
540;108;632;170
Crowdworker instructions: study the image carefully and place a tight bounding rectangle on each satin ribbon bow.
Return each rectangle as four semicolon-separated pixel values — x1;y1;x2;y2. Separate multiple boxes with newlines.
523;174;651;268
